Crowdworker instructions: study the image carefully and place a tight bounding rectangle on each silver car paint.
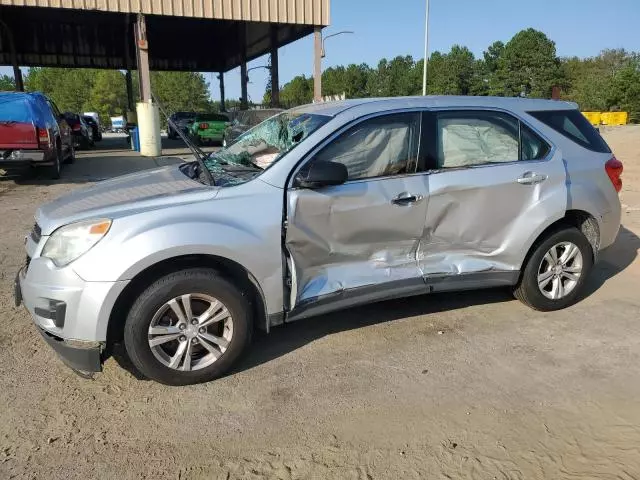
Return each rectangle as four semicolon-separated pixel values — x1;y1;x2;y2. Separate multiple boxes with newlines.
20;96;621;348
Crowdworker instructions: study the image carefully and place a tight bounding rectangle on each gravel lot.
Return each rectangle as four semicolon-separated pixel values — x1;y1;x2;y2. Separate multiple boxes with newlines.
1;128;640;479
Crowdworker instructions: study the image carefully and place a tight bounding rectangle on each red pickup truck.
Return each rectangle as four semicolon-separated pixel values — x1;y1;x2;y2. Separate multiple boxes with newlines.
0;92;74;179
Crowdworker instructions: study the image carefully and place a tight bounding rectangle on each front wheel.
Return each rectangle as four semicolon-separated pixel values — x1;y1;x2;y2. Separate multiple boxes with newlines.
124;268;253;385
514;226;593;311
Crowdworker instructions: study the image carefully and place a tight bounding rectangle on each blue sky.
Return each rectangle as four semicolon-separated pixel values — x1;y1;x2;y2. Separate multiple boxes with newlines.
3;0;639;103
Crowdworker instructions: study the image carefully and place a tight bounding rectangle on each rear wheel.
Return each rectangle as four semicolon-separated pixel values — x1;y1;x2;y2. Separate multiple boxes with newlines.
124;268;252;385
63;143;75;164
47;144;62;179
514;227;593;311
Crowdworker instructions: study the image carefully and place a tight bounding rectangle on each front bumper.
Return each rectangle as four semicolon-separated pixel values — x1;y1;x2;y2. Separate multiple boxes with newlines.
38;327;102;372
16;251;129;373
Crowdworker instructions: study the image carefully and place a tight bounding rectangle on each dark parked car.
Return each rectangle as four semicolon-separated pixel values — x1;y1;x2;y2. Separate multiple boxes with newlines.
82;115;102;142
0;91;74;179
168;112;196;139
63;112;93;149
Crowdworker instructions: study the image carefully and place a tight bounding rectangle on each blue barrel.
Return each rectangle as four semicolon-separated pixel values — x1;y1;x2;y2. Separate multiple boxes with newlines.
131;127;141;152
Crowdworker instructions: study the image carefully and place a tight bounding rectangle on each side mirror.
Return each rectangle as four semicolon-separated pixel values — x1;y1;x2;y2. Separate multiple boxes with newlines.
295;161;348;189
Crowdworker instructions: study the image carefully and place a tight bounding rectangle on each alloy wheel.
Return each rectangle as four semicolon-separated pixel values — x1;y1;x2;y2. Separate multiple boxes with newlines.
148;293;233;371
537;241;583;300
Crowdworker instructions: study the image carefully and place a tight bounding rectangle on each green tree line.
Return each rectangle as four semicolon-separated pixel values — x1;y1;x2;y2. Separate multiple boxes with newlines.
268;28;640;121
2;28;639;122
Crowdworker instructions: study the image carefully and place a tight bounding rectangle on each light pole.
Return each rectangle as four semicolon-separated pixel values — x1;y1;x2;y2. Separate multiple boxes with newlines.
422;0;430;96
321;30;354;58
245;65;271;83
314;30;355;102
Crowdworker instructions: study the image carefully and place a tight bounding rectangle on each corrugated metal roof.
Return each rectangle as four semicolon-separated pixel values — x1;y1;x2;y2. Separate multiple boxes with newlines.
0;0;330;25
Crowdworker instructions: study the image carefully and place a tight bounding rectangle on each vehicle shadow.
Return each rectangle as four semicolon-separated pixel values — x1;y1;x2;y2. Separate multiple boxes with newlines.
236;225;640;376
235;288;514;375
581;224;639;298
110;287;514;382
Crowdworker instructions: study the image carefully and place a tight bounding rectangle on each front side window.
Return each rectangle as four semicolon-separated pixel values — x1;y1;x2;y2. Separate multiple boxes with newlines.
313;113;421;181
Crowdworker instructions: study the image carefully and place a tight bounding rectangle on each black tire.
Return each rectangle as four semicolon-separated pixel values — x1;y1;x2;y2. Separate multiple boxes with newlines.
514;226;593;311
47;144;62;179
63;143;75;164
124;268;253;386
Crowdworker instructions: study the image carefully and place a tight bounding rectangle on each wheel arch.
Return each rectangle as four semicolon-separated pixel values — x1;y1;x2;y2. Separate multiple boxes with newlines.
519;209;600;280
106;254;268;351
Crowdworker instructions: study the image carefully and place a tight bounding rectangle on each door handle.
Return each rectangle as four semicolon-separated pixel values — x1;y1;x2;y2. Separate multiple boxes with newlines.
517;172;548;185
392;193;423;206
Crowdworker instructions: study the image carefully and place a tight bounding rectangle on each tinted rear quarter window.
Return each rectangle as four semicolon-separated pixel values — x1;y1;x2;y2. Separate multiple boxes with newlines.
529;109;611;153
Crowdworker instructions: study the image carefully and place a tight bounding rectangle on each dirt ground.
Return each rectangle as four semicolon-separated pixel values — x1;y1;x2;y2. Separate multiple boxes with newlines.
1;128;640;479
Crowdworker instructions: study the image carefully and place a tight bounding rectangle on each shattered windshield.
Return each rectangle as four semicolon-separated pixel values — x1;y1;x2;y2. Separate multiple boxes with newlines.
203;111;330;186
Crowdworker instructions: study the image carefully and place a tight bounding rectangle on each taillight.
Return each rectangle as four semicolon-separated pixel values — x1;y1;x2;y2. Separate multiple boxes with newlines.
199;123;209;130
605;156;623;193
72;123;81;132
37;127;50;148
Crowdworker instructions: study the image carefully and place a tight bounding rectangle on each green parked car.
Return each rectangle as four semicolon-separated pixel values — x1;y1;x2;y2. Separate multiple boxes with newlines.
189;113;230;145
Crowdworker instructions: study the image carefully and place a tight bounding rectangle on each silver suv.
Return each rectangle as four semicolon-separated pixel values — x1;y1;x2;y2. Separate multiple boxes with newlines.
16;97;623;385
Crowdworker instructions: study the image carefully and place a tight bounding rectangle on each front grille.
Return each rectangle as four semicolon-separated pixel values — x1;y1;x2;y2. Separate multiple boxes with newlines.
30;223;41;244
25;255;31;274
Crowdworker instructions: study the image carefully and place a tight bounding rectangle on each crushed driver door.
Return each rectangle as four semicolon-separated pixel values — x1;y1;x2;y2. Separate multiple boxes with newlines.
284;112;429;319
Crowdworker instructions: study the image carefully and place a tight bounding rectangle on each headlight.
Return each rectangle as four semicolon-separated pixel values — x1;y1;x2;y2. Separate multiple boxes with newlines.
41;219;111;267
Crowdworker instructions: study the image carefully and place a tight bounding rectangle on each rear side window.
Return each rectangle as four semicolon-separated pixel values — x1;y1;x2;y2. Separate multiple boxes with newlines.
431;110;551;169
529;109;611;153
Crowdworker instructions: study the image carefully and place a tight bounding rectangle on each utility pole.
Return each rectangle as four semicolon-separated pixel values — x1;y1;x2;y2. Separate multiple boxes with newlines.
422;0;430;96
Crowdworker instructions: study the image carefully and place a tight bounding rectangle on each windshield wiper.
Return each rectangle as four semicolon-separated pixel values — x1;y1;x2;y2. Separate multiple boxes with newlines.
150;92;215;186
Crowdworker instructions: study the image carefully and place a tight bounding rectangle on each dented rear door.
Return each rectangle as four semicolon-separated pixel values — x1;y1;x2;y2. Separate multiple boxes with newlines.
286;112;428;312
419;109;567;278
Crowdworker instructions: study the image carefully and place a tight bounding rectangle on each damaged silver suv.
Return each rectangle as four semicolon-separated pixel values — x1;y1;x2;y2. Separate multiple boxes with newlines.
16;97;623;385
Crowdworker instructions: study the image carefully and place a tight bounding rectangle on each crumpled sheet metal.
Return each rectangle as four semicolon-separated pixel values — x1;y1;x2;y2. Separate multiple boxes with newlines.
285;151;567;307
419;156;566;276
286;179;426;304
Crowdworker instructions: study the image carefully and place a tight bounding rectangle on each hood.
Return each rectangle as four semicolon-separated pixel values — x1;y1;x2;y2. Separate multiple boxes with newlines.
36;165;217;235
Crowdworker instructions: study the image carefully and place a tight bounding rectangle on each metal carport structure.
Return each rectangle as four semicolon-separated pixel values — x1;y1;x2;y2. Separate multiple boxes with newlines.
0;0;330;109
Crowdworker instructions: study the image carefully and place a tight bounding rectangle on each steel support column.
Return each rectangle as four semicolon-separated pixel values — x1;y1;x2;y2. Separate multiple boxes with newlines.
135;13;151;103
313;27;322;102
125;70;135;110
0;17;24;91
219;73;226;111
270;26;280;107
239;24;248;109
